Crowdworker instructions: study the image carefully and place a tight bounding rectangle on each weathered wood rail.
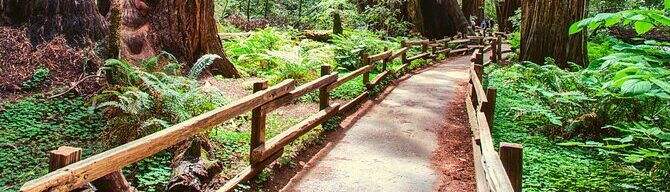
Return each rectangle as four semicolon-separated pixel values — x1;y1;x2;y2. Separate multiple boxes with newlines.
467;34;522;192
21;31;504;192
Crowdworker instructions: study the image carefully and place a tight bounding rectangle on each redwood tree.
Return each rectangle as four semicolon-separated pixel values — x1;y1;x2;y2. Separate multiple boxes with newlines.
0;0;109;47
462;0;484;24
495;0;520;32
418;0;473;39
118;0;240;77
520;0;588;68
1;0;240;78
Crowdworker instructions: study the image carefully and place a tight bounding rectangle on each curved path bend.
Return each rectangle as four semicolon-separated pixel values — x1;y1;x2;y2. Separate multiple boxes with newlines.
280;49;503;192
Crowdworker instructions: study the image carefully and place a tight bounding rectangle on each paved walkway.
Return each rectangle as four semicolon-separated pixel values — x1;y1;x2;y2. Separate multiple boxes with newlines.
281;47;507;192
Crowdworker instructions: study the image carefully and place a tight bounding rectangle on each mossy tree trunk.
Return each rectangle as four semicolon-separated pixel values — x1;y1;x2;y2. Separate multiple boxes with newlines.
119;0;240;78
520;0;588;68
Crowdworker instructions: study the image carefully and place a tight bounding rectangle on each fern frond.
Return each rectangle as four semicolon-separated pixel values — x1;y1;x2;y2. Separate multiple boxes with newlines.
189;54;222;79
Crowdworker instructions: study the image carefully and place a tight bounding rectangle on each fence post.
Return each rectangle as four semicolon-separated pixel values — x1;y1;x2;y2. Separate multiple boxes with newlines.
251;80;269;164
362;52;371;89
432;46;438;62
497;35;503;63
400;41;408;64
491;38;498;63
421;41;428;54
474;52;484;82
49;146;82;172
481;87;497;131
499;142;523;192
320;65;331;110
382;47;389;71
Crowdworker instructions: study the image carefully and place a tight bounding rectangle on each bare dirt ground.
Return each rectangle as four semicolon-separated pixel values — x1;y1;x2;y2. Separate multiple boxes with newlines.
0;27;101;103
277;57;476;192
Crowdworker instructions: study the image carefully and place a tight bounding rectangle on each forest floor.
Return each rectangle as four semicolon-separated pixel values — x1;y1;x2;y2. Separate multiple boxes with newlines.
277;56;477;192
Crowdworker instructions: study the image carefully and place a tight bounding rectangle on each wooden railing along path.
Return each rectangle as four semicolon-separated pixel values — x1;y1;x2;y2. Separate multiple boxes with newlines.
467;40;523;192
21;31;504;192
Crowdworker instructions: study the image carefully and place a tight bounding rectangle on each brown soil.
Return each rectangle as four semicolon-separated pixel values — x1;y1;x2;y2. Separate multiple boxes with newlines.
431;77;476;191
0;27;101;102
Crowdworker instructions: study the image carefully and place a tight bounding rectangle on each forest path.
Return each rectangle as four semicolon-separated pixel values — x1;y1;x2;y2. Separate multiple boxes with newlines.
278;46;507;191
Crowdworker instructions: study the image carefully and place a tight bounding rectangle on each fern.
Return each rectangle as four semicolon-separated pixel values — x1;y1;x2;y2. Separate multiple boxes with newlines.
189;54;222;79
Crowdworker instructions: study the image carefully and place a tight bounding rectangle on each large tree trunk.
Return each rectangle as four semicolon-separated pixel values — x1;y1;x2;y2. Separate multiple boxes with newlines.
419;0;473;39
520;0;588;68
495;0;520;32
462;0;484;24
405;0;425;34
0;0;109;47
119;0;240;77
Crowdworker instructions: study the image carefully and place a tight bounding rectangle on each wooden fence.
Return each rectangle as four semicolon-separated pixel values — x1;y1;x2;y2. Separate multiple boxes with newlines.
21;31;501;192
467;42;523;192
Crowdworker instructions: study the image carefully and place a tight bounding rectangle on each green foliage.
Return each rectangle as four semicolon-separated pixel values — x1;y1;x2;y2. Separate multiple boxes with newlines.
0;96;104;191
307;0;362;30
224;28;336;84
570;6;670;35
21;67;50;90
97;54;229;145
487;55;669;139
330;75;367;100
124;151;173;192
488;65;668;191
359;0;411;36
331;30;397;70
559;122;670;179
189;54;222;79
587;34;622;64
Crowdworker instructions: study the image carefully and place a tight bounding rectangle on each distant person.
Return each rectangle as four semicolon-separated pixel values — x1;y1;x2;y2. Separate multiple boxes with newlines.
480;19;489;29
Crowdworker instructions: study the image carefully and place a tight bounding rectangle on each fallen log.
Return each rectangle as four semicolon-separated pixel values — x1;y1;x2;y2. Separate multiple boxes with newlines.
303;30;332;42
166;138;223;192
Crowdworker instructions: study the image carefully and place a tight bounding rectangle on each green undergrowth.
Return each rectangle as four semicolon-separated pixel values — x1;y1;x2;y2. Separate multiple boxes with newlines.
0;95;105;191
486;64;668;191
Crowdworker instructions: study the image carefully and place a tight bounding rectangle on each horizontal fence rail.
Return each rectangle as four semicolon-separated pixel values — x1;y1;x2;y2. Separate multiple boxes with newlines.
22;31;503;192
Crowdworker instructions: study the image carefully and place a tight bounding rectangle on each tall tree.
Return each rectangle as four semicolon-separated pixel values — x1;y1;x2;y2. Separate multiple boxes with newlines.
520;0;588;68
462;0;485;24
2;0;240;78
417;0;473;39
0;0;109;47
118;0;240;77
495;0;520;32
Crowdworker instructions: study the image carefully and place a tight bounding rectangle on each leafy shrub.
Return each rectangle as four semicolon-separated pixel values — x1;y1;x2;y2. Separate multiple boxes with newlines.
360;0;411;36
307;0;362;30
21;67;50;90
96;54;229;145
488;62;668;191
224;28;336;84
331;30;397;70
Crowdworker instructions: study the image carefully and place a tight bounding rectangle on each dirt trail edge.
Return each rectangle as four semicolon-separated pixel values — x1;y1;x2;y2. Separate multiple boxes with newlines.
280;54;478;192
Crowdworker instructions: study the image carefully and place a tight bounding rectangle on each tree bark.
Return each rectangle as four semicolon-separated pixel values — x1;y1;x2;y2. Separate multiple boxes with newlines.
418;0;473;39
0;0;109;47
495;0;520;32
462;0;484;24
520;0;588;68
119;0;240;77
